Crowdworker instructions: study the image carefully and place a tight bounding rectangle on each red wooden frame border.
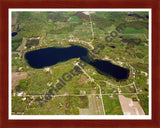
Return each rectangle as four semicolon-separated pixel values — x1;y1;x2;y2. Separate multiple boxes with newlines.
0;0;160;128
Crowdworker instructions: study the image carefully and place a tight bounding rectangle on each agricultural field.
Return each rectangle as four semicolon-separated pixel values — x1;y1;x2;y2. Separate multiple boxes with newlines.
11;11;150;116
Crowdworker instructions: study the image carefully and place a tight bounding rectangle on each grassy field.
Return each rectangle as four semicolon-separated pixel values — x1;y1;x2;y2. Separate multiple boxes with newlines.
121;27;144;34
23;96;88;115
102;95;123;115
138;93;149;115
69;16;80;22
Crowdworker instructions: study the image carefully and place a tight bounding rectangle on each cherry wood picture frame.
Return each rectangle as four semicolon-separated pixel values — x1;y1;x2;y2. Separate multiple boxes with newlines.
0;0;160;128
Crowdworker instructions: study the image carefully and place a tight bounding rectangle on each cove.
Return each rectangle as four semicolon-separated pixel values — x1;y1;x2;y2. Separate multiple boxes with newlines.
25;45;129;80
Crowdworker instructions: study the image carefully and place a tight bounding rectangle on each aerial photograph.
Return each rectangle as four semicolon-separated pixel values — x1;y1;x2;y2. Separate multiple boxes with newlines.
10;10;150;117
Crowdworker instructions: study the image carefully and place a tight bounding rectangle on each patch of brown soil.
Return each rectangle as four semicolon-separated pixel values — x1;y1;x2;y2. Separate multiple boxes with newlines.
78;75;87;85
91;90;96;94
12;72;27;90
119;95;145;115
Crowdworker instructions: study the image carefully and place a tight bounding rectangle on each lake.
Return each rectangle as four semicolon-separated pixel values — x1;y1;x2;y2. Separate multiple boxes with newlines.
25;45;129;80
12;32;17;37
25;46;88;68
89;60;129;80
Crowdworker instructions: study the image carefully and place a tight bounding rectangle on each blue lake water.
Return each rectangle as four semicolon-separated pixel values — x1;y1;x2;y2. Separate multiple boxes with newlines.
12;32;17;37
89;60;129;80
25;45;129;80
25;46;88;68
